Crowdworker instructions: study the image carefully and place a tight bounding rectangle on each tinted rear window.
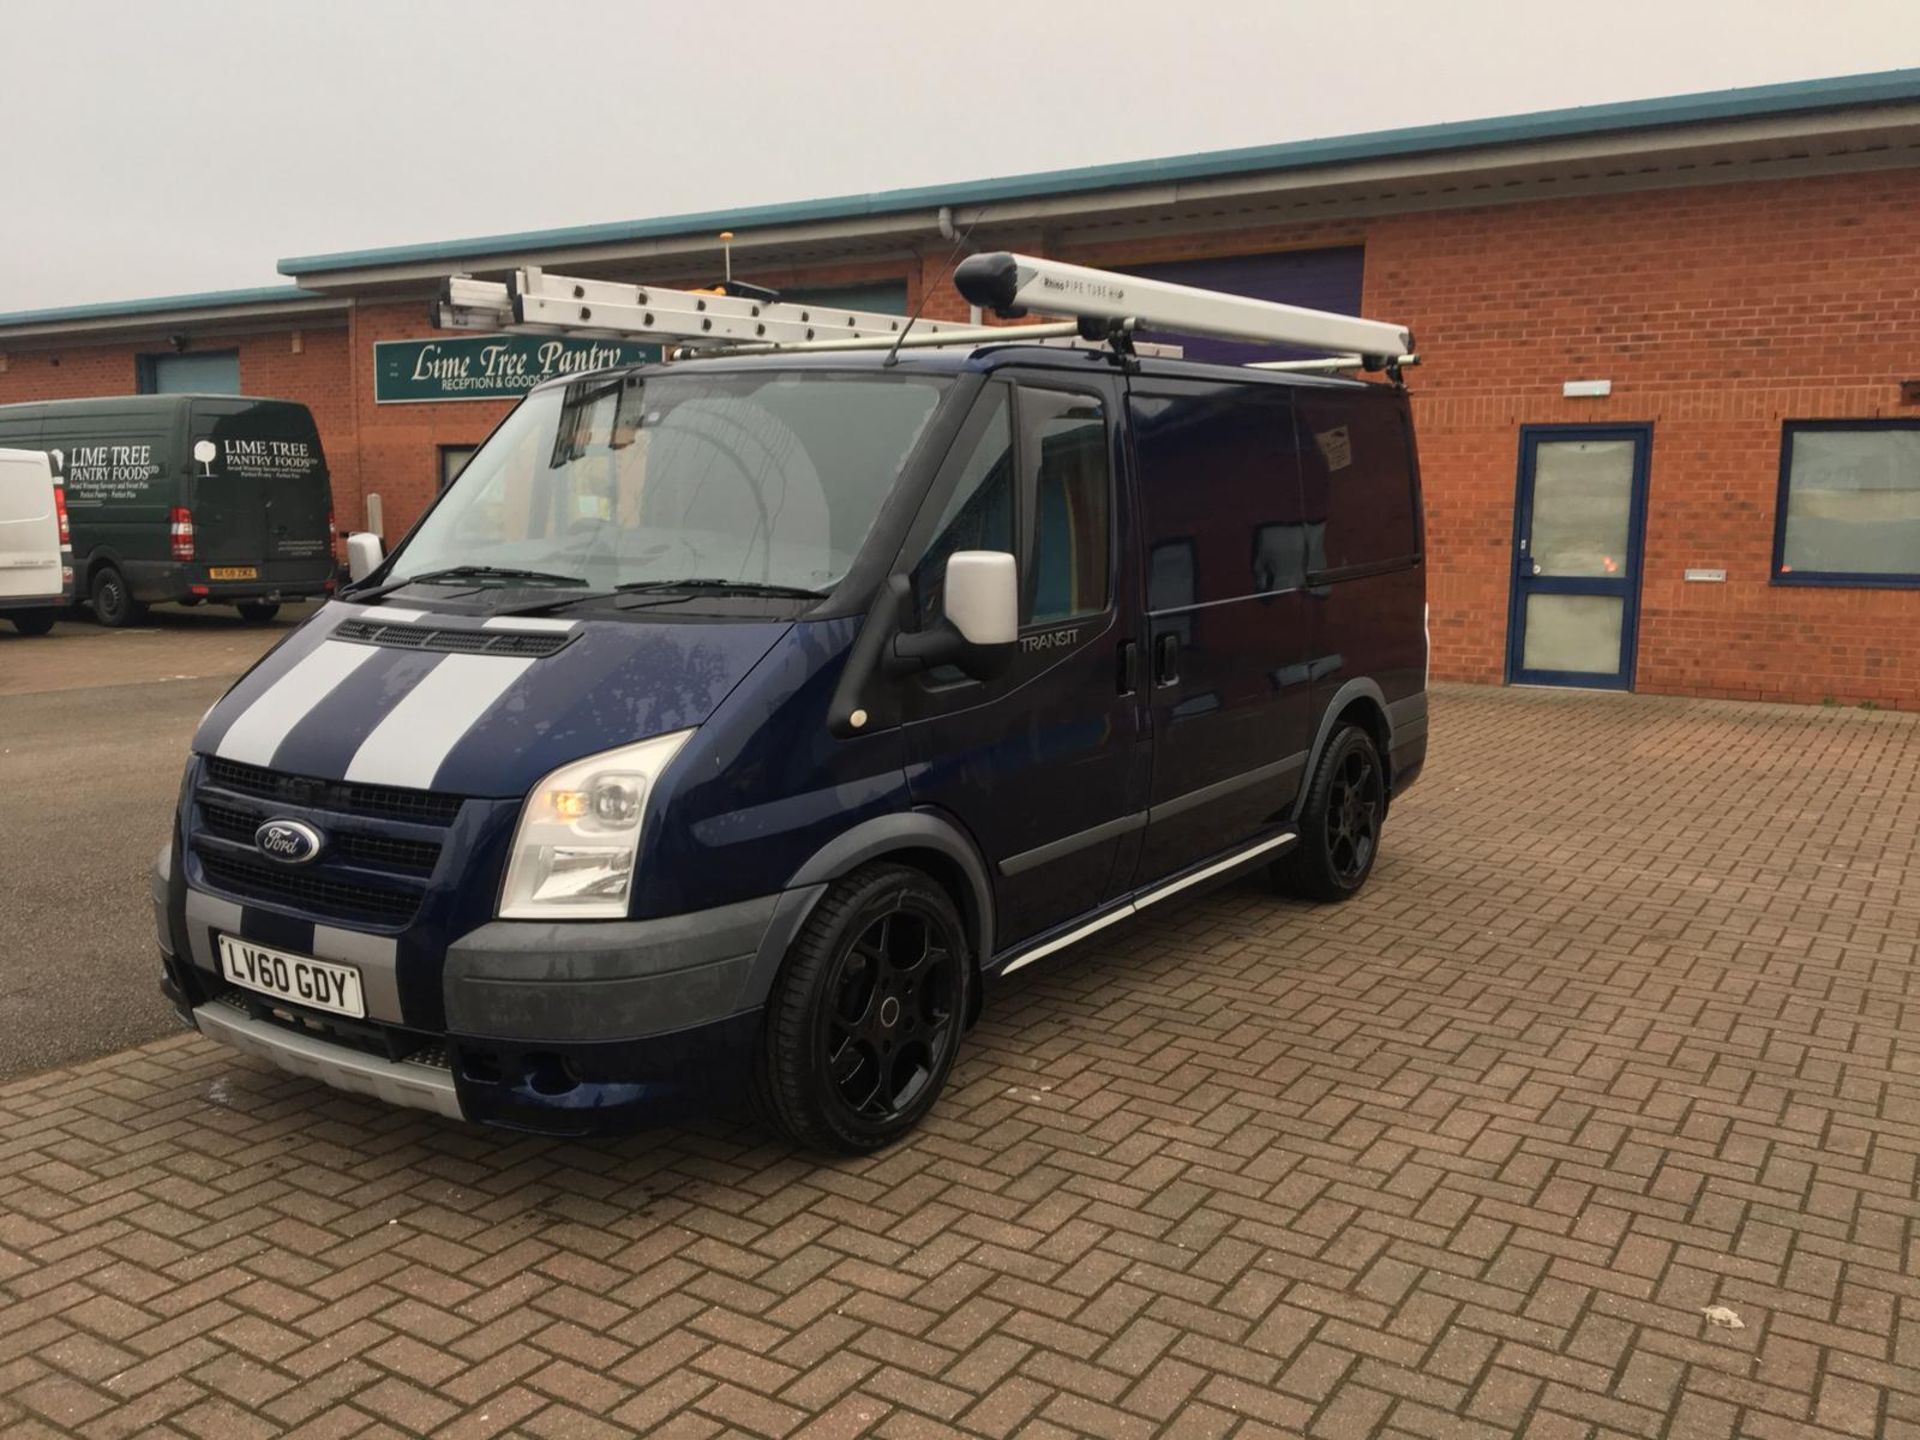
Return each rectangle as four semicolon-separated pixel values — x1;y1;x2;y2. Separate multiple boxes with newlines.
1294;389;1418;572
190;402;327;482
1131;381;1303;610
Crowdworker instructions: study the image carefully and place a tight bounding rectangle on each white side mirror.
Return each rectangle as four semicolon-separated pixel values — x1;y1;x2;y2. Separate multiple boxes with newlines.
944;550;1018;646
345;532;384;583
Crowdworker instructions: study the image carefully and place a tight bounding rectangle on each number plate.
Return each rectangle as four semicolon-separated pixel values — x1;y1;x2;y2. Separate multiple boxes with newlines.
208;566;259;580
217;935;365;1018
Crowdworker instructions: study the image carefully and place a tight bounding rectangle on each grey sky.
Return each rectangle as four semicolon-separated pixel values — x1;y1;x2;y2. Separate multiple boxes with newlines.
4;0;1917;313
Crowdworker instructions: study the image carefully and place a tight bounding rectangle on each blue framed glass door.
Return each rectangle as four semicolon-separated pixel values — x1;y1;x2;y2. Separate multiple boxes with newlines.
1507;425;1651;690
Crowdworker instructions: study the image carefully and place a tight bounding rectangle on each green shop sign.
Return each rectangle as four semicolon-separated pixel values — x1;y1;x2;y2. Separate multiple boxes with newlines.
373;334;660;403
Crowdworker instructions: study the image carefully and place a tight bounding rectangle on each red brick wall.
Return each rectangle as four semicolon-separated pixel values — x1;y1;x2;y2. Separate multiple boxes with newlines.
5;166;1917;706
1364;170;1920;708
0;346;138;400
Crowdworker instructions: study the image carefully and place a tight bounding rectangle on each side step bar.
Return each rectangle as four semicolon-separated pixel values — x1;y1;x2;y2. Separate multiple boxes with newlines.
998;830;1297;977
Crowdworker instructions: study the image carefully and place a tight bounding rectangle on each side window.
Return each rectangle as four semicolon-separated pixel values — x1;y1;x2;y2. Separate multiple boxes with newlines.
1131;382;1301;611
1294;391;1418;573
1773;422;1920;584
1020;389;1110;623
914;387;1014;626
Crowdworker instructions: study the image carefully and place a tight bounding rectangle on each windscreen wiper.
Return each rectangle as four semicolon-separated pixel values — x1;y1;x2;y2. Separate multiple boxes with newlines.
346;564;587;602
494;576;828;618
613;578;826;599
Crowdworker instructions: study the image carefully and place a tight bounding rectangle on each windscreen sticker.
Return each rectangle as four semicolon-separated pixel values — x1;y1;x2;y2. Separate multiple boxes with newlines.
64;444;163;505
1314;427;1353;472
214;438;323;480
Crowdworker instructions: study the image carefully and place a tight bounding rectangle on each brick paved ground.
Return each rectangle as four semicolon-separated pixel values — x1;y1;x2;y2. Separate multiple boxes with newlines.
0;603;314;701
3;685;1917;1440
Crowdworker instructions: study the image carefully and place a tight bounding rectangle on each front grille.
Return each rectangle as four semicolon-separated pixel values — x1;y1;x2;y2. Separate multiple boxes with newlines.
335;832;441;874
199;799;263;844
197;851;420;925
203;756;464;826
334;618;572;659
200;800;442;875
192;756;463;926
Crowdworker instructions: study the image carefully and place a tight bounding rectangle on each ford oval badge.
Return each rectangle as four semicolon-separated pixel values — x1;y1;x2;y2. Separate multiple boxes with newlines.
255;819;323;865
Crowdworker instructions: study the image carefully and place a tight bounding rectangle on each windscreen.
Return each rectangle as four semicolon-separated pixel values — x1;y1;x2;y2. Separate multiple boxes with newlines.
390;370;950;593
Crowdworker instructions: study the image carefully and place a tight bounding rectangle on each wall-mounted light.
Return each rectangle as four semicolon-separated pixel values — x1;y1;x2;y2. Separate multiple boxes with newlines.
169;333;190;353
1563;379;1612;398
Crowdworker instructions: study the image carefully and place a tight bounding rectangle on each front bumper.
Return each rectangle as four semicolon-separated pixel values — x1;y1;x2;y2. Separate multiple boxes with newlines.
156;844;809;1135
195;991;462;1119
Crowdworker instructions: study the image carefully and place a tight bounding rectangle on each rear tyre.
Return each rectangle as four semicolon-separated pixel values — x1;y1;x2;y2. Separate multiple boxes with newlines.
9;611;57;636
754;863;973;1154
236;602;281;624
1272;723;1386;902
90;566;143;628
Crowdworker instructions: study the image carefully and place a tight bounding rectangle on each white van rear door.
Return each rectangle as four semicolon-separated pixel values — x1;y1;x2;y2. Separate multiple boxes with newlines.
0;450;62;602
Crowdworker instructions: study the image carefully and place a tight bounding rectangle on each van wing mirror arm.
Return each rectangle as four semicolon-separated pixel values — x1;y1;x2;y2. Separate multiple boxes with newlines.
827;575;913;740
888;623;1014;682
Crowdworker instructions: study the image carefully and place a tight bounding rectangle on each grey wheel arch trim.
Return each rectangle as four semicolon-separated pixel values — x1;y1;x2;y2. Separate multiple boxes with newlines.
748;809;996;1006
1296;679;1404;821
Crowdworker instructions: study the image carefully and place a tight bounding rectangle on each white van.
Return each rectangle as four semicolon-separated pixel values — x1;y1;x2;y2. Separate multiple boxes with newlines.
0;448;74;635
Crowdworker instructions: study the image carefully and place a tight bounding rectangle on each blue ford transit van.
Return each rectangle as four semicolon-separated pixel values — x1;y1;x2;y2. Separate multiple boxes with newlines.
153;339;1426;1152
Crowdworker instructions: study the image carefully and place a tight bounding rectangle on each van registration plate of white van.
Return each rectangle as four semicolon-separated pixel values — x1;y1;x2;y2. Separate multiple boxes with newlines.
208;566;259;581
217;935;365;1018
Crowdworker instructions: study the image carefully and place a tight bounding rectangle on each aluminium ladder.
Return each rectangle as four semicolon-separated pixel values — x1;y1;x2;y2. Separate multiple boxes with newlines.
434;250;1415;372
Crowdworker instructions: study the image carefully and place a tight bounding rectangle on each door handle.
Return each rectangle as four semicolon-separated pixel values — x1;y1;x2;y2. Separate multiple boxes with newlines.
1117;639;1140;696
1153;632;1180;686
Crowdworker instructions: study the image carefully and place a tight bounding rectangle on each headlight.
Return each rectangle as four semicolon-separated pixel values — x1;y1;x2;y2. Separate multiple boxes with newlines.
498;730;695;920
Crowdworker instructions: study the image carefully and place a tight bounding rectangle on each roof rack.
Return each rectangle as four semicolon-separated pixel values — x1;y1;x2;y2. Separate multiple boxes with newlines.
1248;353;1419;373
432;247;1414;373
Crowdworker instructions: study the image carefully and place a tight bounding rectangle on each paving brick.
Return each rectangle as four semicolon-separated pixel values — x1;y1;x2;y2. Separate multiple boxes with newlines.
5;689;1920;1436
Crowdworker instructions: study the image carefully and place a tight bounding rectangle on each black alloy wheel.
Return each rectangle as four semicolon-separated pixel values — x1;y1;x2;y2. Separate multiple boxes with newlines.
1273;723;1387;902
756;863;971;1154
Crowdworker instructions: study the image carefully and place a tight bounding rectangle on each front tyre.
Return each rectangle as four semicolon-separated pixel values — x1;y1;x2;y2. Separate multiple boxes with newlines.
755;863;972;1154
236;602;281;624
1273;723;1387;902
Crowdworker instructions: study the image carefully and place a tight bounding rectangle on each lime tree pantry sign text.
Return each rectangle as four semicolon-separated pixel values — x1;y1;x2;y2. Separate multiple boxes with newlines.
374;334;660;403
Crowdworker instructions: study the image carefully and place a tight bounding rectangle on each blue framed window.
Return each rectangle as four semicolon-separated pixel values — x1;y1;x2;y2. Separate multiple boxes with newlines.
1773;420;1920;587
